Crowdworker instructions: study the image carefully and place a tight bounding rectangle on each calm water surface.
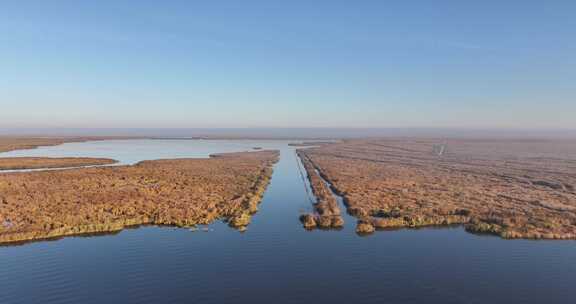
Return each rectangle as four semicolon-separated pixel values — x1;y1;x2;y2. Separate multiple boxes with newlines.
1;140;575;304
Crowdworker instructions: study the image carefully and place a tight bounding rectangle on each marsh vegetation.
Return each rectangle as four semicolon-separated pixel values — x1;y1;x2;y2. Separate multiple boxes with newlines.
0;150;278;244
299;139;576;239
0;157;117;170
297;150;344;230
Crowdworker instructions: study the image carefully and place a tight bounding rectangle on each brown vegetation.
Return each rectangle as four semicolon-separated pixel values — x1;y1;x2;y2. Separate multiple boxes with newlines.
0;150;279;244
0;136;141;153
0;157;117;170
299;139;576;239
297;150;344;230
0;137;71;153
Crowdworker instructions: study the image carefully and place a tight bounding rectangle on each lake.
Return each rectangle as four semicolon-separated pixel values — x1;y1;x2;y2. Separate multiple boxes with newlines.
0;140;575;304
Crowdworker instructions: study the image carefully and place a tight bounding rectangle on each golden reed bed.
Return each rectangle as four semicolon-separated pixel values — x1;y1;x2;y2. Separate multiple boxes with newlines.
0;150;278;244
299;139;576;239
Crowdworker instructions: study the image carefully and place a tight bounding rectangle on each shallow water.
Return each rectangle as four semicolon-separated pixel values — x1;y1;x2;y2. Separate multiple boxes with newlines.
0;140;575;304
0;139;290;165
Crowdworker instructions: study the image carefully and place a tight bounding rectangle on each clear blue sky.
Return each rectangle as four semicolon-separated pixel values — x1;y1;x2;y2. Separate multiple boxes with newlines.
1;1;575;129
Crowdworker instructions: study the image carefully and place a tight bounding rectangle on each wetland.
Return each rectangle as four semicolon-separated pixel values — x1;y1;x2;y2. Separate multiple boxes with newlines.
0;138;575;304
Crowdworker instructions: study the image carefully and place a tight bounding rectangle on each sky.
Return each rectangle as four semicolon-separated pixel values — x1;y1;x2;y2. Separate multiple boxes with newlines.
1;1;575;129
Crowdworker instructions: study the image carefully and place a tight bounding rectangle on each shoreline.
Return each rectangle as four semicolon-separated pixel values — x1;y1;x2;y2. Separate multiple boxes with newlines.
0;157;118;171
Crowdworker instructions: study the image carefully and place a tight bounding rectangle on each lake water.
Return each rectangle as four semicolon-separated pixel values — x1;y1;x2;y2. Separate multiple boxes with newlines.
0;140;575;304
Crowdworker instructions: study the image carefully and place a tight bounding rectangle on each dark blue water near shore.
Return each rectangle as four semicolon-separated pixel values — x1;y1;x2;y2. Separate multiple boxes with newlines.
1;141;575;304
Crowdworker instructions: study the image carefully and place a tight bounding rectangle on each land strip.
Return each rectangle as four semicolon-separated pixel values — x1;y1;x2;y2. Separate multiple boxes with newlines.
0;150;279;244
299;139;576;239
0;136;142;153
297;150;344;230
0;157;117;171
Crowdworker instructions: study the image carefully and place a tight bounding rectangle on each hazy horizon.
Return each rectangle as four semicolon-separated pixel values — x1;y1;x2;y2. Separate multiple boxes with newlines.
2;1;575;129
2;127;576;139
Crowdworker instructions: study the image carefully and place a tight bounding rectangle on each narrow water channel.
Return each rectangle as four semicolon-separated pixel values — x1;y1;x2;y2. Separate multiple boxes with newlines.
313;165;357;231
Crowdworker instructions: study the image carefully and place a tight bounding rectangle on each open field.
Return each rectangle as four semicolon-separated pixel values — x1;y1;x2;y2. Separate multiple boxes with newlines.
299;138;576;239
0;150;278;244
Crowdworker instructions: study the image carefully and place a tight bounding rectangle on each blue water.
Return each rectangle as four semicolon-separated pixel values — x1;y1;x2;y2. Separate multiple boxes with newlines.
0;140;575;304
